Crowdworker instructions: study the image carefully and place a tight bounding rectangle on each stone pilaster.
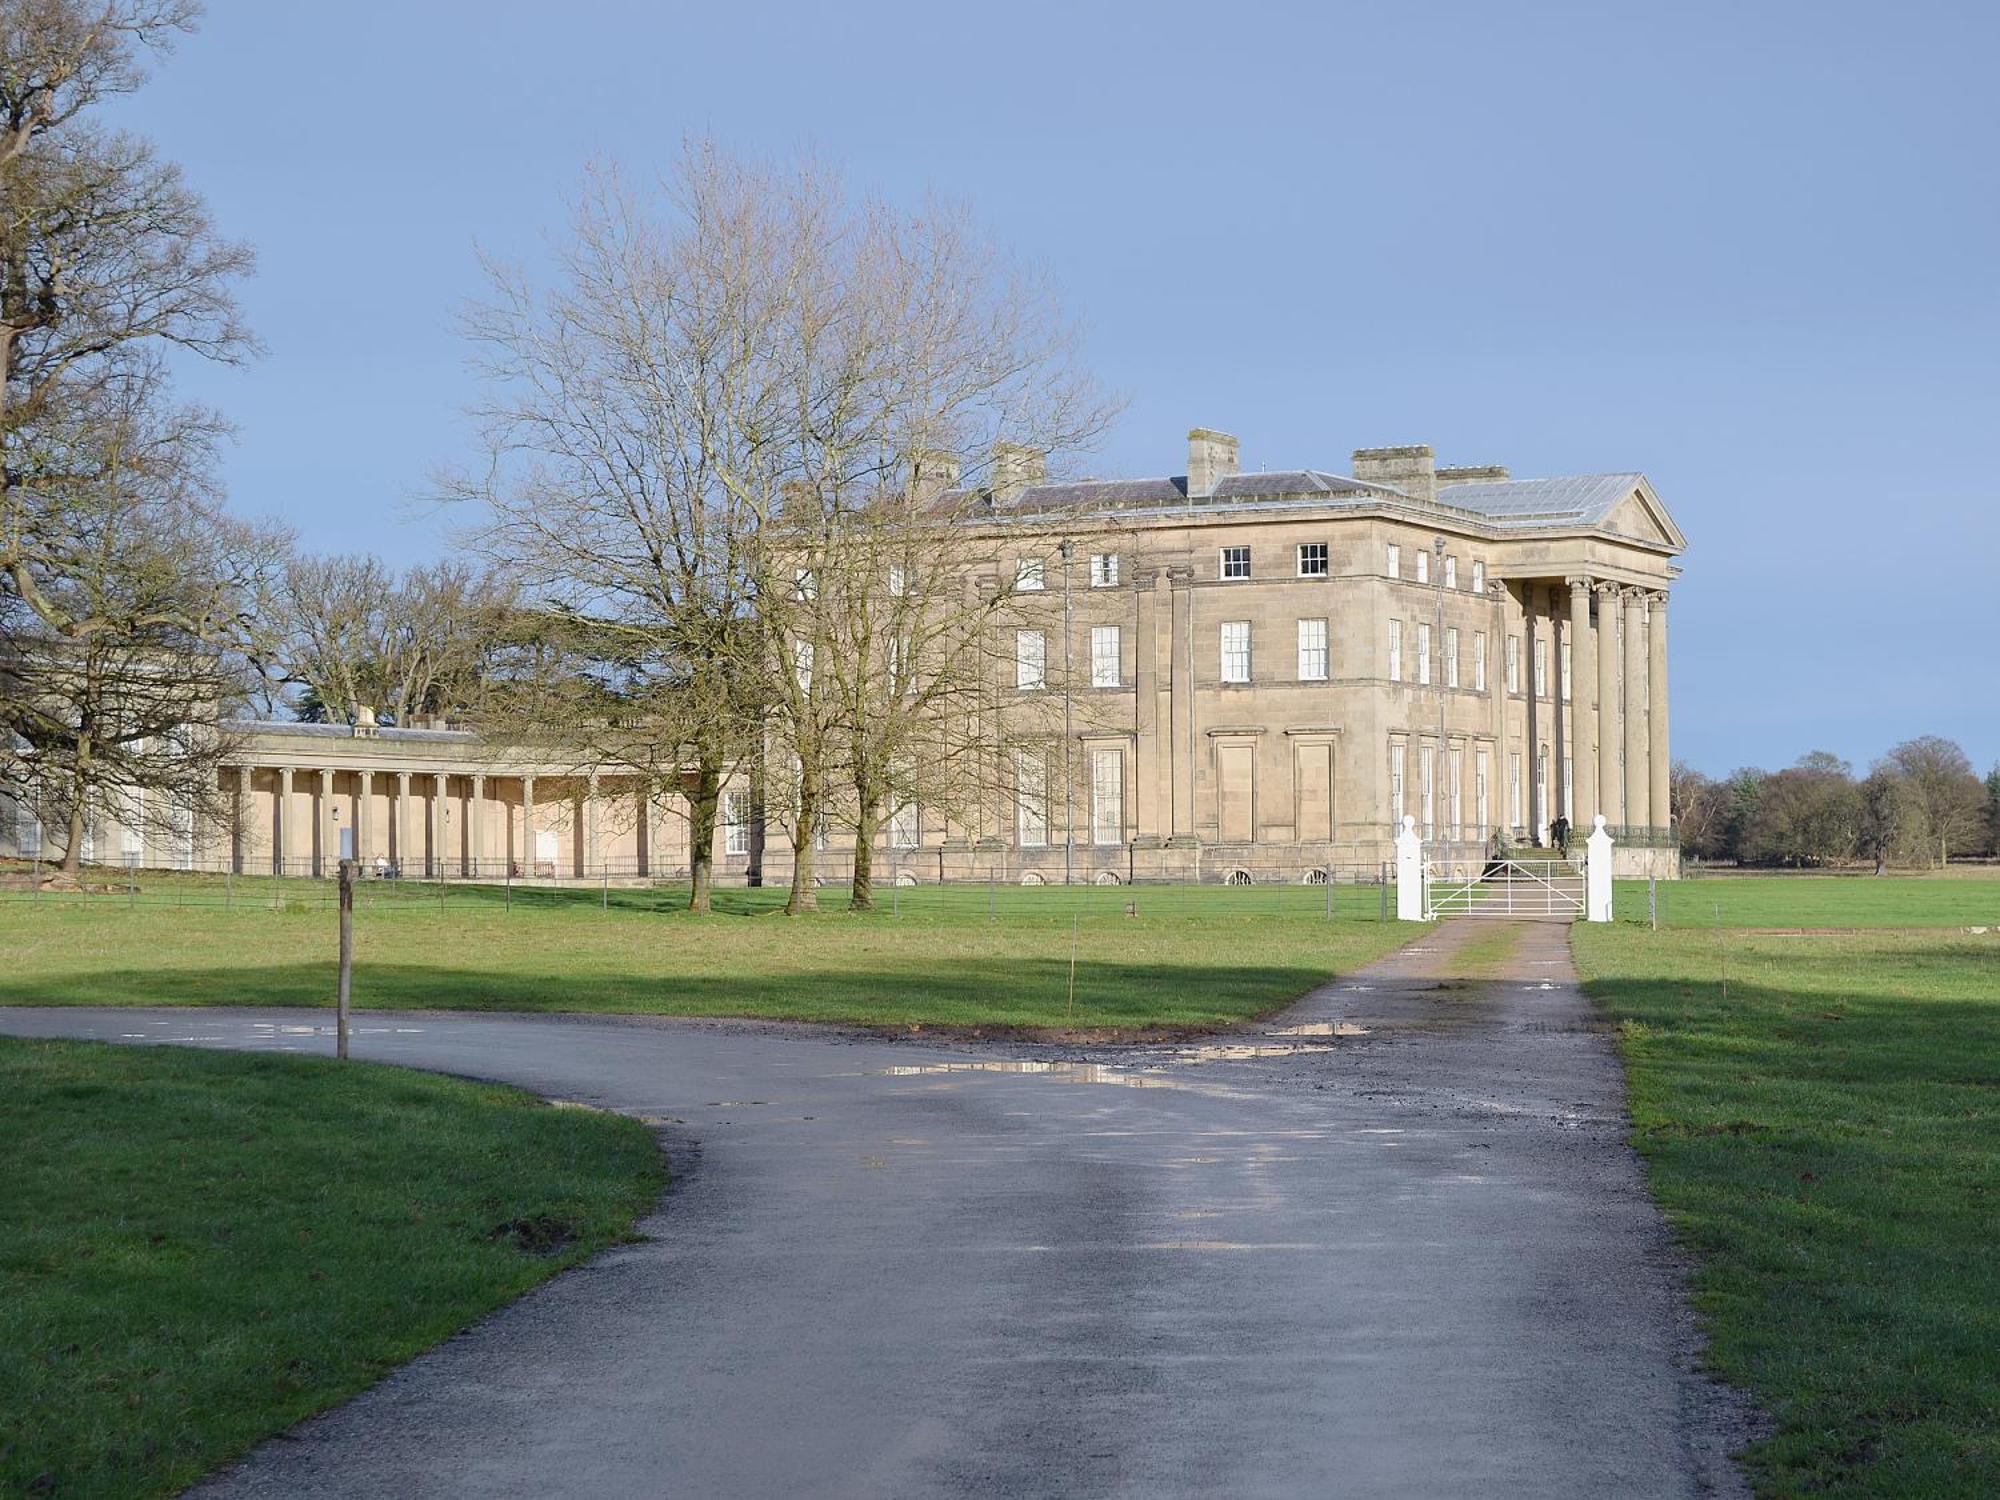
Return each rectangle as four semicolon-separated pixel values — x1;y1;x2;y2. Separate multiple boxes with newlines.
1622;587;1649;828
1648;592;1670;836
1135;569;1161;838
1594;583;1622;827
1567;578;1596;827
1167;565;1196;841
357;770;374;866
1488;581;1508;822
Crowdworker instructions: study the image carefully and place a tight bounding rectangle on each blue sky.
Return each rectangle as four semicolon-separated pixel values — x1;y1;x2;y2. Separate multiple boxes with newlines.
118;1;1998;774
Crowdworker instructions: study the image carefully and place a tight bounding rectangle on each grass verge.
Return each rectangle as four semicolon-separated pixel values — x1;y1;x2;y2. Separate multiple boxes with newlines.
1614;873;2000;928
0;1037;662;1500
1572;922;1999;1498
0;884;1420;1032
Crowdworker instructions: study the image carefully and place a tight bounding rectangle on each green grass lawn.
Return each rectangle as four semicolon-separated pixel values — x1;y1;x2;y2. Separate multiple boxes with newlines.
0;1036;661;1500
1615;872;2000;928
0;878;1417;1031
1572;920;2000;1498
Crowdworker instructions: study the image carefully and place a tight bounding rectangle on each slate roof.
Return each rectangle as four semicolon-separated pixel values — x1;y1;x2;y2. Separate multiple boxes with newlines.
980;466;1657;537
1435;473;1645;527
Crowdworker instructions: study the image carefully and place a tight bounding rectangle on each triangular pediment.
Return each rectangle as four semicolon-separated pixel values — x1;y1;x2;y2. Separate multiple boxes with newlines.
1604;479;1685;550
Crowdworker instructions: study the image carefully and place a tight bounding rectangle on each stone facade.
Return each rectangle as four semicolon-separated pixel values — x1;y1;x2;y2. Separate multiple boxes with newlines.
0;430;1684;883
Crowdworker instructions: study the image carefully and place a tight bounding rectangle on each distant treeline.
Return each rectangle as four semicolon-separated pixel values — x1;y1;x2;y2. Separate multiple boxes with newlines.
1673;736;1998;870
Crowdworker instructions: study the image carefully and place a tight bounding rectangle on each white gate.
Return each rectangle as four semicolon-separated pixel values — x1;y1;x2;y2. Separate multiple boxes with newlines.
1426;859;1586;921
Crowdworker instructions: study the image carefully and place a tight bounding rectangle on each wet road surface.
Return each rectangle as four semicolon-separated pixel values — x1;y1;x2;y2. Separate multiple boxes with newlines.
0;918;1753;1499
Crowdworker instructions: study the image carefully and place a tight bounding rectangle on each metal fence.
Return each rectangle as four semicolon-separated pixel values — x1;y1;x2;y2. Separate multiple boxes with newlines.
0;852;1406;921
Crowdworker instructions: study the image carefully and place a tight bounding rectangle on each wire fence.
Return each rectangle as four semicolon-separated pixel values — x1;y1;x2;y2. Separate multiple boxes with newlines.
0;853;1407;922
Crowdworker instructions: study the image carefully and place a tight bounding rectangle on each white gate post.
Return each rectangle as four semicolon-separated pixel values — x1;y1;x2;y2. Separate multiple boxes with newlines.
1395;815;1427;922
1586;814;1614;922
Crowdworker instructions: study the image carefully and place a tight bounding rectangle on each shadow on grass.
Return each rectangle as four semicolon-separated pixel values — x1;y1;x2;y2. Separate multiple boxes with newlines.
0;957;1340;1030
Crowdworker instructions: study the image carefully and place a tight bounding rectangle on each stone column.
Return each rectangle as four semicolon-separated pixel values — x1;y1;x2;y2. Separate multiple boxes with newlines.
431;773;448;878
469;775;486;877
635;785;652;878
395;771;412;875
1648;592;1670;837
1622;587;1649;829
357;770;374;868
1567;578;1597;827
1523;599;1541;841
319;769;337;877
233;766;249;874
278;767;296;877
521;775;536;875
1595;583;1622;827
1547;586;1567;829
585;774;602;878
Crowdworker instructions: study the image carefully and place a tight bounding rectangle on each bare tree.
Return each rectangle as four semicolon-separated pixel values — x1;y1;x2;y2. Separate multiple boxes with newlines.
269;553;512;725
736;171;1113;912
446;151;790;913
1883;735;1986;868
1;366;283;879
1856;764;1905;876
452;143;1112;914
2;2;252;518
1669;759;1724;862
1;1;261;874
1737;756;1859;868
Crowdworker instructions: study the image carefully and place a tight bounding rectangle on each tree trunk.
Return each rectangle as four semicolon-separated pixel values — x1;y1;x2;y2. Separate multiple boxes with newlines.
786;784;820;914
59;796;86;879
685;761;721;915
58;730;92;879
850;791;880;912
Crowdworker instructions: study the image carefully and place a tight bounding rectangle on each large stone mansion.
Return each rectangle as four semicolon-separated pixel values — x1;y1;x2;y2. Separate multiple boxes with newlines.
3;428;1683;883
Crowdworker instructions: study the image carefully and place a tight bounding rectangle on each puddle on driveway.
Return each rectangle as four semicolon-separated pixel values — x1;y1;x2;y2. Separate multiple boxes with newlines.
877;1032;1366;1090
878;1060;1193;1090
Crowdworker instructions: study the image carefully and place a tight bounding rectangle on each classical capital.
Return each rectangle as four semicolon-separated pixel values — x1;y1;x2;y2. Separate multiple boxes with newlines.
1593;579;1622;600
1647;590;1669;609
1565;575;1594;594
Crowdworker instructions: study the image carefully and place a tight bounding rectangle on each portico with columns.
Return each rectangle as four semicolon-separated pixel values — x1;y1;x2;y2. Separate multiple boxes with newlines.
206;721;701;882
